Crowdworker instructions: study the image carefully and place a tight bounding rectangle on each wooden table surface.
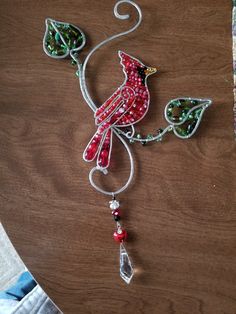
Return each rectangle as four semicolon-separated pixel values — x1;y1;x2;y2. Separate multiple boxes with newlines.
0;0;235;313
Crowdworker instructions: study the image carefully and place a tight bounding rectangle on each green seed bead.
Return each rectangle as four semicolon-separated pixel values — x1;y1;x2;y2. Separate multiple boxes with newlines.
194;109;202;119
55;32;61;42
187;120;198;134
176;126;187;137
146;134;153;140
172;100;180;106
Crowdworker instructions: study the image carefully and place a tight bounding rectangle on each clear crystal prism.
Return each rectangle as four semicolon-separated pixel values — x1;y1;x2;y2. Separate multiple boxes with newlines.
120;243;134;284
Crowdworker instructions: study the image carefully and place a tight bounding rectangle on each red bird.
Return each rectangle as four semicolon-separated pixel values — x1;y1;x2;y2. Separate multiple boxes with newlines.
83;51;157;168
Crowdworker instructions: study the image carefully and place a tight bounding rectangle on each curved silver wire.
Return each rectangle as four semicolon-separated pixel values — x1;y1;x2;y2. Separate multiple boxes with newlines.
88;129;134;196
75;60;95;112
80;0;142;112
116;125;172;142
124;125;135;138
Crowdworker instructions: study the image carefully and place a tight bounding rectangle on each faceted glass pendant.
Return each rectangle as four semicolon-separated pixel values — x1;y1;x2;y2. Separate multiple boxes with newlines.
120;243;134;284
164;98;212;138
43;19;86;59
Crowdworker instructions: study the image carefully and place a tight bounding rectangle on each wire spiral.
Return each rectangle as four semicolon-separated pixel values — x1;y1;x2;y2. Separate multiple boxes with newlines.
80;0;142;112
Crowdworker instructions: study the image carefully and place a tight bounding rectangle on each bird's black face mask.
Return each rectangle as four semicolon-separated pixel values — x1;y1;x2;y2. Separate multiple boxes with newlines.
137;66;147;85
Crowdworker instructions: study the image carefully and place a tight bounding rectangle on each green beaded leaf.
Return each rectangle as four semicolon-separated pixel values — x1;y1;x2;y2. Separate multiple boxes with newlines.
43;19;86;59
164;98;212;138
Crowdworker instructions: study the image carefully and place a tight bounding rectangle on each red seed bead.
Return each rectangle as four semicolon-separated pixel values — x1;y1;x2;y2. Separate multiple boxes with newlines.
112;209;120;217
113;229;127;243
100;149;109;158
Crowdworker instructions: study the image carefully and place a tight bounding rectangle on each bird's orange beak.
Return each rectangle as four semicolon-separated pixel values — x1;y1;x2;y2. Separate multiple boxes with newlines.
145;67;157;76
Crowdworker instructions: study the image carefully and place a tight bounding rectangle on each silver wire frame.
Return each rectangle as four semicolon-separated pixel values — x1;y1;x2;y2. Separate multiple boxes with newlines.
43;0;212;197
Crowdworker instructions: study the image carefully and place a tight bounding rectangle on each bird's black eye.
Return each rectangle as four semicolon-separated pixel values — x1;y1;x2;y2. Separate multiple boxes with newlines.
137;66;147;85
137;66;146;75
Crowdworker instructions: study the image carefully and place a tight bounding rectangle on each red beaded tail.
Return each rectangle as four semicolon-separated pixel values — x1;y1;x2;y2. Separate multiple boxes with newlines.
83;129;104;162
97;129;112;169
83;127;113;169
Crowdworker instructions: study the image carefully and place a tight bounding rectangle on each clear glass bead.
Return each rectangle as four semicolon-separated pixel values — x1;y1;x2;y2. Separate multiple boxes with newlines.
109;200;120;210
120;243;134;284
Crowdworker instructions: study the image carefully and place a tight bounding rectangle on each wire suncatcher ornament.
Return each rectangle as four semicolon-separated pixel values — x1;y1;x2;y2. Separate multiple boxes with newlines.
43;0;212;284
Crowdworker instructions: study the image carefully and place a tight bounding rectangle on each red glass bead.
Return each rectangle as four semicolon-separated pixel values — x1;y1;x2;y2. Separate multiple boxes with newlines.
113;229;127;243
112;209;121;221
98;149;109;167
112;209;120;216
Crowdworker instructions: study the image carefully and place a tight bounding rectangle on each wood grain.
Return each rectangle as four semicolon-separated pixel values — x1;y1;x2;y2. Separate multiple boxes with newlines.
0;0;235;313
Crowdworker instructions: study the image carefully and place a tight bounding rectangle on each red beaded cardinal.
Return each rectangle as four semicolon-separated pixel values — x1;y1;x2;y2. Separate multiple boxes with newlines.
83;51;157;168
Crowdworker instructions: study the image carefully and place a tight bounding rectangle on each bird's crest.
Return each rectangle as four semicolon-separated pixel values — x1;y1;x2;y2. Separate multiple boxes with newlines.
118;50;144;71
